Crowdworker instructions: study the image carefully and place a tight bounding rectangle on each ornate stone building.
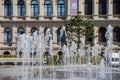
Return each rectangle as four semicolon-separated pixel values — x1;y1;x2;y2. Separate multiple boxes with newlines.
0;0;120;55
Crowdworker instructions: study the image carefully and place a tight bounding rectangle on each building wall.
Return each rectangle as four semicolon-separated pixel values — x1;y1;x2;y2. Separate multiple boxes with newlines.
0;0;120;55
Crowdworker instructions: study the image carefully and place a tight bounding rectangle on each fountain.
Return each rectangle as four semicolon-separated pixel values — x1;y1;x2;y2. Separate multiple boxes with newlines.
1;25;120;80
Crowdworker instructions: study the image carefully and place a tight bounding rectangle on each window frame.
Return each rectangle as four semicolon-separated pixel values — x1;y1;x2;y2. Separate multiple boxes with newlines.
17;27;25;35
57;0;65;16
99;0;107;15
44;0;52;16
4;28;12;43
84;0;92;15
4;0;12;16
31;0;39;16
18;0;26;16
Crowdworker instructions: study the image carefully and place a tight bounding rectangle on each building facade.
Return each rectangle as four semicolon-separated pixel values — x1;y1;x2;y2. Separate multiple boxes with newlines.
0;0;120;55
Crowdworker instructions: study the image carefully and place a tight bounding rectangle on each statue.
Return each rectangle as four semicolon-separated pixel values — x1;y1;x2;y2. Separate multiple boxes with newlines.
105;25;113;41
45;28;52;46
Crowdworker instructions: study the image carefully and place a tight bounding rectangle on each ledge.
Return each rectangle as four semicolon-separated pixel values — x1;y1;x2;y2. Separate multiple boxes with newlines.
30;16;39;19
17;16;26;20
113;14;120;17
84;15;92;19
44;16;52;18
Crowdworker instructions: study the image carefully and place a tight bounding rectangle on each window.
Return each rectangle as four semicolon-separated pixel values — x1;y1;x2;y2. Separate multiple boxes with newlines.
44;28;52;45
31;0;39;16
112;58;119;61
99;0;107;15
57;28;61;42
4;0;12;16
31;27;38;35
4;28;12;42
44;0;52;16
98;27;106;42
113;0;120;15
85;0;92;15
113;27;120;42
57;28;66;46
18;27;25;35
18;0;25;16
57;0;65;16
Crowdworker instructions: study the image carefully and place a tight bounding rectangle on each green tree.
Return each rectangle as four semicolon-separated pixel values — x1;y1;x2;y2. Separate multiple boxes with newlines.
66;13;94;49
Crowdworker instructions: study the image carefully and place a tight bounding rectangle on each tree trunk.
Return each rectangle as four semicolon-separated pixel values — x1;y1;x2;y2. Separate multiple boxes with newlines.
77;36;80;49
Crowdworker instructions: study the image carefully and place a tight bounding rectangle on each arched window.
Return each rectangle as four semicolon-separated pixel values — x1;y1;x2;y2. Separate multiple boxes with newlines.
44;28;52;45
113;27;120;42
113;0;120;15
57;28;61;42
18;0;25;16
44;0;52;16
4;28;12;42
57;0;65;16
3;51;10;55
31;0;39;16
30;48;36;57
18;27;25;35
31;27;38;35
57;28;66;46
4;0;12;16
98;27;106;42
85;0;92;15
99;0;107;15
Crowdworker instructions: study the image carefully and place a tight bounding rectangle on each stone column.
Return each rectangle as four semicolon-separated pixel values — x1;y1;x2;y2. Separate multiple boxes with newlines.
78;0;84;15
12;26;17;42
12;26;17;50
53;27;59;48
67;0;71;20
26;0;31;20
93;0;98;20
81;0;85;15
0;0;3;20
94;26;99;43
108;0;113;19
39;0;44;20
52;0;57;20
39;27;45;37
0;25;4;43
52;27;57;43
26;26;31;36
1;26;5;53
12;0;17;20
1;26;4;42
39;26;44;33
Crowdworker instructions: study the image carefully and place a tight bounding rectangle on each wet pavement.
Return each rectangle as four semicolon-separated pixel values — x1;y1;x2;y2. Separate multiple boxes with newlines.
0;65;120;80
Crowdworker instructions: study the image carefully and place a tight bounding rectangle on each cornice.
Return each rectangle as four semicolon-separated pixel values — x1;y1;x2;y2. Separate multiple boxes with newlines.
0;20;120;27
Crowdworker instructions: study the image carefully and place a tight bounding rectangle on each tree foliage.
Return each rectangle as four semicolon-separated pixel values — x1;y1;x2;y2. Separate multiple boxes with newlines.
65;13;94;48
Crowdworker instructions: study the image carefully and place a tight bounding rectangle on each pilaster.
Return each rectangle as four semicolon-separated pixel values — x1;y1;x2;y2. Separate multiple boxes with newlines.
26;0;31;20
93;0;98;20
0;0;3;20
67;0;71;20
0;0;4;20
0;25;3;42
94;26;99;43
52;0;57;20
12;0;17;20
108;0;113;19
79;0;84;15
39;0;44;20
39;27;45;36
12;26;17;42
26;26;31;36
52;27;57;43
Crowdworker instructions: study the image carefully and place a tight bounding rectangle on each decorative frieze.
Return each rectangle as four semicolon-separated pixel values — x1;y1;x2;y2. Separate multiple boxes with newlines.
0;21;67;28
